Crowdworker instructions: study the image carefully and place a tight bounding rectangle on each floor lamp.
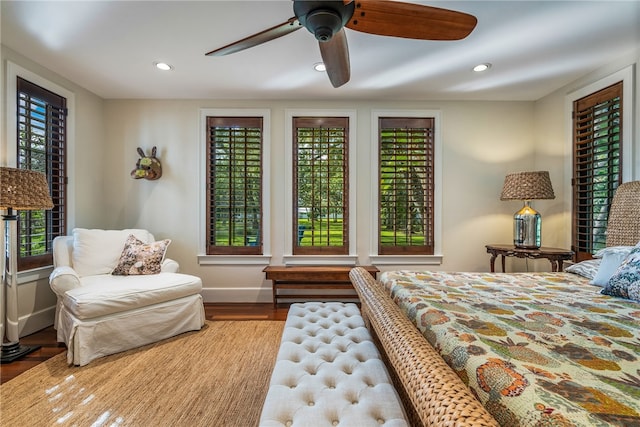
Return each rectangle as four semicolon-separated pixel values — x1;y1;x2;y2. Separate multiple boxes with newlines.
0;167;53;363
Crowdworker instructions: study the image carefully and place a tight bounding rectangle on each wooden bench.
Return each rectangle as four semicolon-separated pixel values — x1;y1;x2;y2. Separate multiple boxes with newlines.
263;265;379;307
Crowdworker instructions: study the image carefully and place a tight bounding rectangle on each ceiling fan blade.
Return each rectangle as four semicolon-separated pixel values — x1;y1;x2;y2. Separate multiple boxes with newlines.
319;29;350;88
206;17;302;56
346;1;477;40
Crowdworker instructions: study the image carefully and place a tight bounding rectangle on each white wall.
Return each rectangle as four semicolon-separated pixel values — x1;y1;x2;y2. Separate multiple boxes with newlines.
532;89;567;250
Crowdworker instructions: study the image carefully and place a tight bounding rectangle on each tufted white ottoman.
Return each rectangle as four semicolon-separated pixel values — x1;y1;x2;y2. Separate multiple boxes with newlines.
259;302;408;427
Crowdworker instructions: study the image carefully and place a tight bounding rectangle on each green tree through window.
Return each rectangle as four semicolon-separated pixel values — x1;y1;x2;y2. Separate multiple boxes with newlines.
206;116;263;255
293;117;348;255
572;81;622;261
378;117;434;255
17;77;67;270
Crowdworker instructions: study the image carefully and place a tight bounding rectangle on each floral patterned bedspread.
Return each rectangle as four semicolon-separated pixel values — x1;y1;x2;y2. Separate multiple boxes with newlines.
380;271;640;427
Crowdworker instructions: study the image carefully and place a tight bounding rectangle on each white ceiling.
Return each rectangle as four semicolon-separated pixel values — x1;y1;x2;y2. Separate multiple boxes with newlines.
2;1;639;101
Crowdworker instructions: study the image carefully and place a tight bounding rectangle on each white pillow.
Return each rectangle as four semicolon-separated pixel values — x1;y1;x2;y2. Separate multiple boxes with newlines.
591;251;630;286
71;228;154;276
589;246;634;286
565;259;600;280
593;245;634;259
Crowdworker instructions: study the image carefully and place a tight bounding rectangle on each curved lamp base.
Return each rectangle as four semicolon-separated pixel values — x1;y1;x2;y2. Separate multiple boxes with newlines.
1;341;41;363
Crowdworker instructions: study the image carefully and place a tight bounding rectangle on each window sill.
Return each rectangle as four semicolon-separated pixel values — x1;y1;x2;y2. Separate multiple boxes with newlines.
282;255;359;266
369;255;443;265
197;254;272;266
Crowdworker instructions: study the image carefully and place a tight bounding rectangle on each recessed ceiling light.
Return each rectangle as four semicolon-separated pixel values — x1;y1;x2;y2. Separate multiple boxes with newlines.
154;62;173;71
314;62;326;72
473;63;491;72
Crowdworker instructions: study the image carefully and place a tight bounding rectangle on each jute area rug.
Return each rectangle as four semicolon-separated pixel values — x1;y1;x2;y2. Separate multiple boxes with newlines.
1;320;284;426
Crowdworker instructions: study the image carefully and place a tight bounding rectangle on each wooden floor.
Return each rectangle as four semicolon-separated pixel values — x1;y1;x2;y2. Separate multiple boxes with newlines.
0;303;289;384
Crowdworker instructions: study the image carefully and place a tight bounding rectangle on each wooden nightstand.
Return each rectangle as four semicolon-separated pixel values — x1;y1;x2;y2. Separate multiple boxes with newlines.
485;244;574;273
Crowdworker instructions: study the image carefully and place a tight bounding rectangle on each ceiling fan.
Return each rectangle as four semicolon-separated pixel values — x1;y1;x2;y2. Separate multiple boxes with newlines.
205;1;477;88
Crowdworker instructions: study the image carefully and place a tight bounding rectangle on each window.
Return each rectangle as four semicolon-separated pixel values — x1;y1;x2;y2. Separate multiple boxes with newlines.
206;116;263;255
378;117;435;255
572;81;622;261
16;77;67;270
293;117;349;255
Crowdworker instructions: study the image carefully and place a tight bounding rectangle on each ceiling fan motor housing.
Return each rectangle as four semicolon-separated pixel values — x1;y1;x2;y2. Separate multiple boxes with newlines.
294;0;355;42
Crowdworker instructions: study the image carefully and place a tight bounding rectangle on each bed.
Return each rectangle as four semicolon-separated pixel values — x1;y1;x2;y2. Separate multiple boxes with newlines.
350;180;640;427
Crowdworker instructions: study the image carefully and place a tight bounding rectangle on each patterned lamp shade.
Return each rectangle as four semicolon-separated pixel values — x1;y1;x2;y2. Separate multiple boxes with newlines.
500;171;555;201
0;167;53;211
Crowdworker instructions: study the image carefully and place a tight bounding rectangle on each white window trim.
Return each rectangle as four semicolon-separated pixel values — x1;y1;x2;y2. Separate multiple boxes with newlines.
197;108;271;266
4;61;77;279
369;109;443;265
564;65;635;245
283;109;357;266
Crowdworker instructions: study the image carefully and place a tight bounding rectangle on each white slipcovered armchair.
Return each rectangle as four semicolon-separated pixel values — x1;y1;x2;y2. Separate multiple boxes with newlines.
49;228;205;366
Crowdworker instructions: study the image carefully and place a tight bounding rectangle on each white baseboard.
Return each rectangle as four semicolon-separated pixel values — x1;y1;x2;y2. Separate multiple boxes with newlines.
19;306;56;338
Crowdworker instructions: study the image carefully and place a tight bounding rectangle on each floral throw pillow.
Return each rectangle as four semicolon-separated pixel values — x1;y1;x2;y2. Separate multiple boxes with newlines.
112;234;171;276
601;242;640;302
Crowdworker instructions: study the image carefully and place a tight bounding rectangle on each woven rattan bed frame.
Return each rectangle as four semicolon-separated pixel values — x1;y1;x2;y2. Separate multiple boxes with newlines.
350;180;640;426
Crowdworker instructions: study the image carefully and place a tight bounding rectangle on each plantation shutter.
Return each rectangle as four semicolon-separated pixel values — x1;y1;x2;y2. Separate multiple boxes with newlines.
207;116;263;255
572;81;622;261
17;77;67;270
378;117;434;255
293;117;349;255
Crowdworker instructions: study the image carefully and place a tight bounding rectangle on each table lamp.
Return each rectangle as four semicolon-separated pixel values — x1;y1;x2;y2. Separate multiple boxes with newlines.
500;171;555;249
0;167;54;363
